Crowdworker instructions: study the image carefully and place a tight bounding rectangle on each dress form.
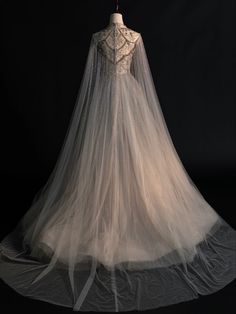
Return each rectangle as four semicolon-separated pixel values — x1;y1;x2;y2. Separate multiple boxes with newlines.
109;12;124;25
0;9;235;313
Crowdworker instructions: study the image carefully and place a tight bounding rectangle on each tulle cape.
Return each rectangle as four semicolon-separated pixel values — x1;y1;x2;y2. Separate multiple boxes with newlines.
0;31;235;312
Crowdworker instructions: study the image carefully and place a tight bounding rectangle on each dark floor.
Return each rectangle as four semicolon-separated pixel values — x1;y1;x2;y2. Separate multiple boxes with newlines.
0;173;235;313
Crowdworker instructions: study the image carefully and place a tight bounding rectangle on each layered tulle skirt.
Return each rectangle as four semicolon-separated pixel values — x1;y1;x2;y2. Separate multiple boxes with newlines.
0;33;235;311
0;72;235;311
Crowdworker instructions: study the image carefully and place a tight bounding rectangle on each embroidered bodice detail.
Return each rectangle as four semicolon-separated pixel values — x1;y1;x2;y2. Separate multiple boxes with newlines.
93;23;140;74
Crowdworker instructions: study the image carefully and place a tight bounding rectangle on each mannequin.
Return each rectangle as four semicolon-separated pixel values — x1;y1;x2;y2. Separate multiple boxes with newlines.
109;12;124;25
0;8;235;313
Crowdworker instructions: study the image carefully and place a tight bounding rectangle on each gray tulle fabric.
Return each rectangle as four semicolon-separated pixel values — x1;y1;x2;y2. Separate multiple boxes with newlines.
0;22;235;312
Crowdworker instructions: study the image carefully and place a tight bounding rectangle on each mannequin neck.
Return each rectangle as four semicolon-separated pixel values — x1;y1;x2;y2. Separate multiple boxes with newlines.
109;13;124;25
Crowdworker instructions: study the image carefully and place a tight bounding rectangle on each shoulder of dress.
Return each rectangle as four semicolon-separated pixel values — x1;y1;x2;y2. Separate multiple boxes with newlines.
119;27;141;43
92;26;141;44
92;26;112;43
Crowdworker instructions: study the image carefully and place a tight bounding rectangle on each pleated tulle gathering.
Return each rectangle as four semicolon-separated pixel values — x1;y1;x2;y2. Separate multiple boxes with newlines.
0;22;235;312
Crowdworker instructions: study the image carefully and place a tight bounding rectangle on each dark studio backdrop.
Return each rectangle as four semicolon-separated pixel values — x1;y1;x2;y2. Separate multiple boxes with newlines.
0;0;235;313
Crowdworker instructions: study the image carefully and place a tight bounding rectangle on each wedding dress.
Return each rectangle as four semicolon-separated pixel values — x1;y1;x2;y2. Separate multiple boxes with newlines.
0;20;235;312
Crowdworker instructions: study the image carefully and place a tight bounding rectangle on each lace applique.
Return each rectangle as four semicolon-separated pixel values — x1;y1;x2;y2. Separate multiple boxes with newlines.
93;23;140;74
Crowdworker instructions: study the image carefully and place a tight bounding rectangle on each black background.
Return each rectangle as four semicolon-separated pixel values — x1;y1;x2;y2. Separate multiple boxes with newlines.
1;0;235;313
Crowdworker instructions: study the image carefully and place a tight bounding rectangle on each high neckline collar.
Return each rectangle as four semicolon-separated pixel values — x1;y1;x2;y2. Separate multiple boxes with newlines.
110;22;126;27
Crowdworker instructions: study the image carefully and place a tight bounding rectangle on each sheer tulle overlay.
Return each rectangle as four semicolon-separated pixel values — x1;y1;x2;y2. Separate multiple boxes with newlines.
0;23;235;312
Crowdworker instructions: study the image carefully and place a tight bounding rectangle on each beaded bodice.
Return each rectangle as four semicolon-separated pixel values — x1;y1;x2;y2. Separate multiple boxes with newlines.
93;23;140;75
